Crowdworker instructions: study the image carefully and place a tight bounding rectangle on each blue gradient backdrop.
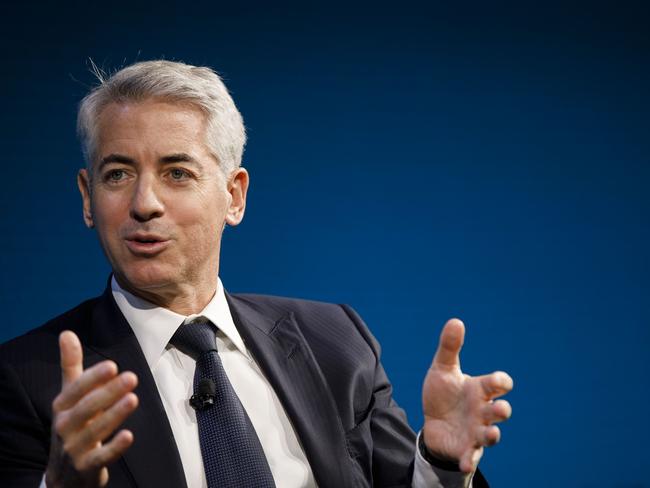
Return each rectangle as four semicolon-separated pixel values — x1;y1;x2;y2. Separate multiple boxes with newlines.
1;2;648;487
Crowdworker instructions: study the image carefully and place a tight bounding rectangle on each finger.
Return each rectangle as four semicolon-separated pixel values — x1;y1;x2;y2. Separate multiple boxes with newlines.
53;360;118;412
480;425;501;446
58;372;138;436
432;319;465;369
479;371;514;400
60;331;84;386
74;429;135;472
481;399;512;424
66;393;139;457
459;446;483;474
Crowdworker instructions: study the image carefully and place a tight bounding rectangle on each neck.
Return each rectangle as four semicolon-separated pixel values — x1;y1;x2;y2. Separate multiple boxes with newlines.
114;274;218;316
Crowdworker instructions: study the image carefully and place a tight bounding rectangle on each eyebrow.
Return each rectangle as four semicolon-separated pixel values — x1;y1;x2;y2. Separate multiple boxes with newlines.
98;153;136;169
160;153;199;165
97;152;200;170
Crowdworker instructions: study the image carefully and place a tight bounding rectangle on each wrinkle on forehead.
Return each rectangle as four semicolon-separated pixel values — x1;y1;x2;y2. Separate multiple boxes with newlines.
94;100;216;168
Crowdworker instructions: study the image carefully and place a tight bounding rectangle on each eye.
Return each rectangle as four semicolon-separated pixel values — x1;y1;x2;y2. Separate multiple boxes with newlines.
169;168;190;180
106;169;126;182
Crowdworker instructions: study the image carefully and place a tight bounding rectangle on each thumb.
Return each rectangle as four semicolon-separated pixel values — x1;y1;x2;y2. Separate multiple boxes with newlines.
432;319;465;369
59;330;83;386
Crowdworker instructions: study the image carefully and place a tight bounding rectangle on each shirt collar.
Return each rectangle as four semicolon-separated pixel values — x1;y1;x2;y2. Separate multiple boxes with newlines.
111;276;250;368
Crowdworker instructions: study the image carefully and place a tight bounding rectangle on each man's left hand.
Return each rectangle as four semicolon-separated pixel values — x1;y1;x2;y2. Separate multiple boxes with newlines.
422;318;513;473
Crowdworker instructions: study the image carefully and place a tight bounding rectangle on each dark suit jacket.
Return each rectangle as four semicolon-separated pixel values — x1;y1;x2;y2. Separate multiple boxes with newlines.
0;285;488;487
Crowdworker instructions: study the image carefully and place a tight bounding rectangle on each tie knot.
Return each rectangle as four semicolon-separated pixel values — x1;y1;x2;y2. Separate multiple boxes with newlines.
170;318;217;360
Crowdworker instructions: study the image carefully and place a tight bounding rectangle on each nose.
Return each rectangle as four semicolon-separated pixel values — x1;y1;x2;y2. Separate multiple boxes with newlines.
130;174;164;222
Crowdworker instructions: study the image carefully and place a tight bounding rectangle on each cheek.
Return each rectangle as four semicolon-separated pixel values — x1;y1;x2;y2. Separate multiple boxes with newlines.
91;192;129;227
177;213;225;269
174;197;228;240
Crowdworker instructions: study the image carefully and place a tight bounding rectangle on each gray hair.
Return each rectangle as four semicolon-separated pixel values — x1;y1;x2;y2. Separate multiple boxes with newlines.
77;60;246;175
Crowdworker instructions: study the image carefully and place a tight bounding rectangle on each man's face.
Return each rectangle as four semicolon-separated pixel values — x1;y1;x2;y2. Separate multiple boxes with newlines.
78;99;248;300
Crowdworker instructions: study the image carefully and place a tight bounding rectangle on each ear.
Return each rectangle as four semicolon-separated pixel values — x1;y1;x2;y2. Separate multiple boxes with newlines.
225;167;249;227
77;168;95;228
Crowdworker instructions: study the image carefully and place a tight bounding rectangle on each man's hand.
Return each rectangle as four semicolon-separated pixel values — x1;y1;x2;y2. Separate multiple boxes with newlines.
422;319;513;473
45;331;139;488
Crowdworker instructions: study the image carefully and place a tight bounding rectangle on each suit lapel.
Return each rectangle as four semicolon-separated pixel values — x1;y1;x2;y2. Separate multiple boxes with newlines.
226;293;357;488
82;287;188;488
76;286;357;487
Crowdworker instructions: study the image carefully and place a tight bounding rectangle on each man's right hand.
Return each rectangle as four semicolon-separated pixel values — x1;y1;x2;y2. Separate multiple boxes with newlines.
45;331;139;488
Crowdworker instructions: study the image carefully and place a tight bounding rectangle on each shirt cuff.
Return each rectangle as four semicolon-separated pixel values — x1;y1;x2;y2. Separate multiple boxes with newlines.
412;431;474;488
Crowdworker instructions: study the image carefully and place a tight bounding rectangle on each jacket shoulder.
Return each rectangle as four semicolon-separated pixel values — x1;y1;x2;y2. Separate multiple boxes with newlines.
0;296;100;365
0;296;104;464
230;292;347;317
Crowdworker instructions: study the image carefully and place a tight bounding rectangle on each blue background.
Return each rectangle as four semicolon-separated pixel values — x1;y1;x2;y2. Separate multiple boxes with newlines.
1;2;648;486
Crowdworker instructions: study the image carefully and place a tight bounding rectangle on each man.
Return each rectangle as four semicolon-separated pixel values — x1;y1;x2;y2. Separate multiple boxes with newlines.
0;60;513;487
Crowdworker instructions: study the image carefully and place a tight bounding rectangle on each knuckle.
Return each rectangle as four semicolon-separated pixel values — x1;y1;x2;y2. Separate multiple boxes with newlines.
106;405;127;428
480;403;493;420
481;376;496;393
75;391;98;415
52;394;64;412
98;376;122;400
111;376;128;395
54;414;69;435
84;420;100;442
68;403;85;424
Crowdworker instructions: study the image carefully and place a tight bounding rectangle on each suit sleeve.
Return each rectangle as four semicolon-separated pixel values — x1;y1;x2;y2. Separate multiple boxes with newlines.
340;304;418;486
340;304;489;488
0;359;50;487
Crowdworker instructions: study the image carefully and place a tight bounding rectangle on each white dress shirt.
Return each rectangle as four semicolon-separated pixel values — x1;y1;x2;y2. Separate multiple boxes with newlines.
112;277;316;488
42;277;474;487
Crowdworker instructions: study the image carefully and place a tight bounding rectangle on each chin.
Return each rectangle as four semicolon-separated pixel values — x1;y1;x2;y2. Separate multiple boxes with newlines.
116;264;179;294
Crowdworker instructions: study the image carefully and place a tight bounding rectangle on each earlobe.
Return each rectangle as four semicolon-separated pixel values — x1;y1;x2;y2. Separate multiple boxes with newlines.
77;169;95;229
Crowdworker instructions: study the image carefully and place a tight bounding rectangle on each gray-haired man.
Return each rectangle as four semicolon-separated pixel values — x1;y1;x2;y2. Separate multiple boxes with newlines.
0;60;512;488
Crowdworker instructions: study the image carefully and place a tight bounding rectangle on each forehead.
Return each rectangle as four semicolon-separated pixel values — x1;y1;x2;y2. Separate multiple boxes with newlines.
95;100;210;159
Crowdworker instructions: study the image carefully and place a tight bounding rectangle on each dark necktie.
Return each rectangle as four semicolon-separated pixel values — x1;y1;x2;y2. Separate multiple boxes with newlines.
170;318;276;487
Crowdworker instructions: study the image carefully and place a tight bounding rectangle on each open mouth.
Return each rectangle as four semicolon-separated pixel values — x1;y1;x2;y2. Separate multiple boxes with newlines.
125;236;170;255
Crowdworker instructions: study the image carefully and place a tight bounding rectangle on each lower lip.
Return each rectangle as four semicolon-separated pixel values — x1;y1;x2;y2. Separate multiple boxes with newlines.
125;239;171;256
